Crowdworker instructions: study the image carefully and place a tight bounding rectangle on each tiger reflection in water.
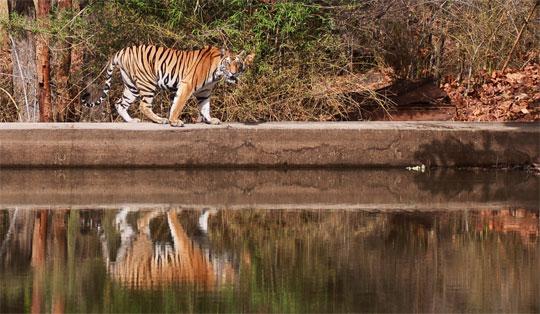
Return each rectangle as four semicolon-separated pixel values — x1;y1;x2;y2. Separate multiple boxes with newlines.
99;209;235;290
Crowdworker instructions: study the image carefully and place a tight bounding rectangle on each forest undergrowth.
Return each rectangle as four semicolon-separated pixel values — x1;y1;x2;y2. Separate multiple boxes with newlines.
0;0;538;122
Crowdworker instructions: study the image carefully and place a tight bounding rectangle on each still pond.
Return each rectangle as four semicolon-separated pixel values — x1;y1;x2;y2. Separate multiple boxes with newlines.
0;169;538;313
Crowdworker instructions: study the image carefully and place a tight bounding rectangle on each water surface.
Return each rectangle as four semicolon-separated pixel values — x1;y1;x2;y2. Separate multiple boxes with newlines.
0;208;538;313
0;169;538;313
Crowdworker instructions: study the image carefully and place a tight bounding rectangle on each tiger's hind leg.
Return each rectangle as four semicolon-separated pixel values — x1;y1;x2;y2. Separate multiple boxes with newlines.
138;85;169;124
115;87;140;122
196;97;221;125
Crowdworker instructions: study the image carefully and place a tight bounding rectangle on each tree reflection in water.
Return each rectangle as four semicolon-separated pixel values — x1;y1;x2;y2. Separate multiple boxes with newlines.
0;208;538;313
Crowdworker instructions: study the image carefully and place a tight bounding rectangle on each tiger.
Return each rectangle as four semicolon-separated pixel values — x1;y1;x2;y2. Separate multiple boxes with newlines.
101;209;236;290
82;45;254;127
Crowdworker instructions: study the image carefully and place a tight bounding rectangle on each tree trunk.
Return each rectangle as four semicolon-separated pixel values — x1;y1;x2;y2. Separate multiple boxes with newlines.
51;210;67;314
1;1;13;119
31;210;48;314
54;0;72;121
8;0;38;122
66;0;87;121
36;0;52;122
0;1;7;40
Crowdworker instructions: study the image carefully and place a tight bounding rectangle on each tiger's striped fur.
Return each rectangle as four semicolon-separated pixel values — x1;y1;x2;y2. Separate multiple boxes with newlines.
82;45;254;126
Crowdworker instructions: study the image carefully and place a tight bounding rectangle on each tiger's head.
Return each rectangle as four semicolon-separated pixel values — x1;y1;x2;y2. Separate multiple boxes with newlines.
218;50;255;84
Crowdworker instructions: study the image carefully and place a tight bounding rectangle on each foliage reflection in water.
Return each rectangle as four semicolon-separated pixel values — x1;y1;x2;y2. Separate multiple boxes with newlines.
0;208;538;313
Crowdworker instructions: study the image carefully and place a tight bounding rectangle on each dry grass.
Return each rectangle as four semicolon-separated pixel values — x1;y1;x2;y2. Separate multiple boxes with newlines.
0;40;18;122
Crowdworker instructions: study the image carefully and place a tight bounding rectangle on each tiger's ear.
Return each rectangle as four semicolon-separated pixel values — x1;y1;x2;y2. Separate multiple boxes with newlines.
221;48;232;57
244;53;255;66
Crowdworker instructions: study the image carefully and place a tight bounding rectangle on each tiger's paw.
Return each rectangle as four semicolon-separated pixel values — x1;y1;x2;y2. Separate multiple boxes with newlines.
208;117;221;125
169;120;184;127
155;117;169;124
128;118;141;123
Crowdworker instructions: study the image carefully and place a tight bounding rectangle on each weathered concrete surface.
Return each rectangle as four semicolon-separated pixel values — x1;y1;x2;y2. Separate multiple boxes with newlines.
0;168;537;210
0;122;538;168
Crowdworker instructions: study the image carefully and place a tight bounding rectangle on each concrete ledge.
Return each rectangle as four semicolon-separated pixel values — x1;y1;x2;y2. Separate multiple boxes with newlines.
0;168;537;210
0;122;538;168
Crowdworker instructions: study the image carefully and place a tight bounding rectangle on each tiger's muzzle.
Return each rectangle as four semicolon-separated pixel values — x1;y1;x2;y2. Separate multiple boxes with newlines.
226;74;239;84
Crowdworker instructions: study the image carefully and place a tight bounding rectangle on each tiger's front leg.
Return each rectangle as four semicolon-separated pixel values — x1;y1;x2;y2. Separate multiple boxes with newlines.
169;82;193;127
197;98;221;125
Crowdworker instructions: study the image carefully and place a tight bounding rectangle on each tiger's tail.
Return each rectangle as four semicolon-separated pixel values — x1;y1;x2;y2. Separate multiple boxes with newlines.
81;59;116;108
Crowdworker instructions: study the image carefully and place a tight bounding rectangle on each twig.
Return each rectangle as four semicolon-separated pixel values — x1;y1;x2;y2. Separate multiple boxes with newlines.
501;1;538;72
57;6;89;33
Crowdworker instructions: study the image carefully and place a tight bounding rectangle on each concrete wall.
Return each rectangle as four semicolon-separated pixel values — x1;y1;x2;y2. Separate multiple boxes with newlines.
0;122;538;168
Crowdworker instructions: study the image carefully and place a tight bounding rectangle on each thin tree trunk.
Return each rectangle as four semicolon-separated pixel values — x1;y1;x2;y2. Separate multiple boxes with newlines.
31;210;48;314
37;0;52;122
51;210;67;314
433;34;445;83
0;1;7;41
0;1;13;119
8;0;38;122
54;0;72;121
67;0;87;121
